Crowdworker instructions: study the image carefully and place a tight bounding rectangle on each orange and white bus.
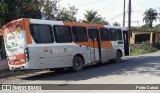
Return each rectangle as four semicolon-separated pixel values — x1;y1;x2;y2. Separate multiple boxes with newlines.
2;18;129;71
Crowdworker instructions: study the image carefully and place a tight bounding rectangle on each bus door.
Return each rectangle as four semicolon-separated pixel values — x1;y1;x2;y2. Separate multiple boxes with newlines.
123;31;129;55
88;28;101;62
117;29;124;53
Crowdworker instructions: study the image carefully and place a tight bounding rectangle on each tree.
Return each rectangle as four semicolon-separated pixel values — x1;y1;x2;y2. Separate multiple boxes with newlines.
0;0;78;26
94;17;109;25
21;0;41;18
83;10;109;25
143;8;158;28
40;0;59;20
112;22;121;26
0;0;41;25
153;24;160;32
40;0;78;21
56;5;78;22
139;24;150;31
83;10;100;23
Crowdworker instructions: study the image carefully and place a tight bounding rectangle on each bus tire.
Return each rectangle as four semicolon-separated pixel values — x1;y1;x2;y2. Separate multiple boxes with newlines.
72;56;84;72
114;51;122;63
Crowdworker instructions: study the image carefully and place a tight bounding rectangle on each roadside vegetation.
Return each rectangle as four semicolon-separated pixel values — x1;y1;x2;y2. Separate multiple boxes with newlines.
131;41;159;56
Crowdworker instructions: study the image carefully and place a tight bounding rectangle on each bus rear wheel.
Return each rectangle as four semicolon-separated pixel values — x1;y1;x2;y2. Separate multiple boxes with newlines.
72;56;84;72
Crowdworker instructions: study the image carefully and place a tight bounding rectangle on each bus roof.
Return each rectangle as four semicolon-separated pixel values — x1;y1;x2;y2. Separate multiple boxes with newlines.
104;25;128;30
2;18;128;31
2;18;26;30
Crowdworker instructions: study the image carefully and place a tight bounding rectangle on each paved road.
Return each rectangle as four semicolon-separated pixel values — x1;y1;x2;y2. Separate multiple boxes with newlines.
1;51;160;93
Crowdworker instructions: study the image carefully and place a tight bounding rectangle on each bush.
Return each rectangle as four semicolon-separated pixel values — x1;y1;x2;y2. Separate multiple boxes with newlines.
131;41;158;56
156;44;160;49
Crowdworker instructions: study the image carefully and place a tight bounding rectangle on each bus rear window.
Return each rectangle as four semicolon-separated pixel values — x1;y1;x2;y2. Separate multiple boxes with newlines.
30;24;53;43
53;25;72;43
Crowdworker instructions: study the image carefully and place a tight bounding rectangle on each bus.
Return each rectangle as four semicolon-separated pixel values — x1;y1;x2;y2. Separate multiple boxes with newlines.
2;18;130;71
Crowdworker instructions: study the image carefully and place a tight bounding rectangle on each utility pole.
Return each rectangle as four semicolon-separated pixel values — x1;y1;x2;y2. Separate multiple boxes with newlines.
123;0;126;26
128;0;131;37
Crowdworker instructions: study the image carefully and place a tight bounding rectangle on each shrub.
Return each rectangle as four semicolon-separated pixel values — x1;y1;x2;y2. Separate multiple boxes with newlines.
131;41;158;56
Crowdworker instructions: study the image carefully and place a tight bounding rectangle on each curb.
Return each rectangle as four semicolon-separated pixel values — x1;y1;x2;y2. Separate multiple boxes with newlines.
0;70;40;79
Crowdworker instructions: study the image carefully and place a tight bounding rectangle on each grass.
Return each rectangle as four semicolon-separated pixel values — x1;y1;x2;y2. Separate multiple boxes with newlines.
131;41;159;56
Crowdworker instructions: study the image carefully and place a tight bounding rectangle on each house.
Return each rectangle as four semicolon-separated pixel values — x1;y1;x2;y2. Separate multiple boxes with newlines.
130;31;160;46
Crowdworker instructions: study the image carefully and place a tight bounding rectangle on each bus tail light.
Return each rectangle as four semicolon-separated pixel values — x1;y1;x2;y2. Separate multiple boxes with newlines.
24;48;29;62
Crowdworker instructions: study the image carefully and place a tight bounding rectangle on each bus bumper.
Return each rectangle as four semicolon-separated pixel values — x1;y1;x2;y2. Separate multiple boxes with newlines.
8;62;34;70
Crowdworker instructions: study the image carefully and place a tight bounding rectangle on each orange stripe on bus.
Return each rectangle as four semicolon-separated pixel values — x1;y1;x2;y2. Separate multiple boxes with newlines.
63;22;104;28
23;18;32;44
64;22;113;49
101;41;113;49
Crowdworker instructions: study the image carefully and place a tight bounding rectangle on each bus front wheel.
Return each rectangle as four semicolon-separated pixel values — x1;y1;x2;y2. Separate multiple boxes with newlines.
72;56;84;72
114;51;122;63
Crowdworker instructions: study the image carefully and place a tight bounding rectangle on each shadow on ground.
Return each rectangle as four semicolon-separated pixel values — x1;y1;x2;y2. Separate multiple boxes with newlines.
21;55;160;81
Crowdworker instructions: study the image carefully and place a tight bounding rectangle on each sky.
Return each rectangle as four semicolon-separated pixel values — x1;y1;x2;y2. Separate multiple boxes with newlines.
59;0;160;27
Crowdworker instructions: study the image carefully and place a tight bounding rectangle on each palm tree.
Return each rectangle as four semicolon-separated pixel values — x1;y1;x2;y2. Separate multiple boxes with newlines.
83;10;109;25
143;8;158;28
112;22;121;26
83;10;99;23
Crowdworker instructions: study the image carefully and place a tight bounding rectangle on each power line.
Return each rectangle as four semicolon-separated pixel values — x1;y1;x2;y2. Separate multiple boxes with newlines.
133;6;160;13
108;11;128;21
96;0;121;11
76;0;107;7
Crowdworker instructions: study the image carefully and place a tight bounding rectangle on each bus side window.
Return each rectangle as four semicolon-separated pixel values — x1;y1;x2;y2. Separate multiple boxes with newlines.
38;25;53;43
117;29;122;40
30;25;40;43
109;28;117;41
100;28;109;41
72;26;88;42
53;25;72;43
30;24;53;43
